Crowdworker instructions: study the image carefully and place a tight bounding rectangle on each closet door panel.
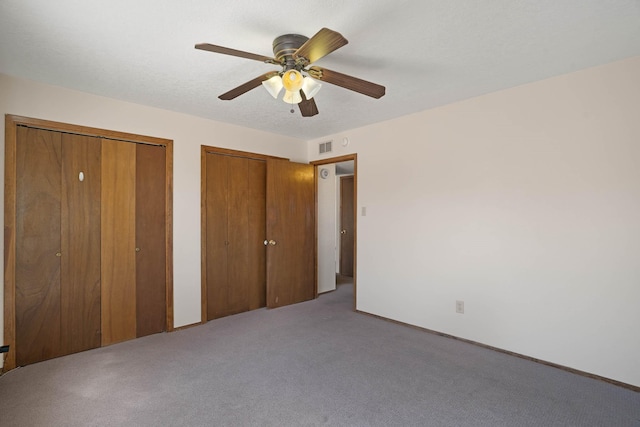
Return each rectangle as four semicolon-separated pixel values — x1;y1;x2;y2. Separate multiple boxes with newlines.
15;127;63;365
247;159;266;310
101;139;137;345
226;156;251;316
266;160;315;308
60;134;102;354
204;152;267;320
205;153;229;320
135;143;167;337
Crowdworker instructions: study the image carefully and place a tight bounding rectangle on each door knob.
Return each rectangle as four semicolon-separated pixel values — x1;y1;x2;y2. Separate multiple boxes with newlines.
263;239;277;246
340;230;347;235
55;252;62;257
135;247;141;252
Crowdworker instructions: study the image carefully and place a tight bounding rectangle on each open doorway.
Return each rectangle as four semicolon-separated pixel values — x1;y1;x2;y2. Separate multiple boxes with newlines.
312;154;357;310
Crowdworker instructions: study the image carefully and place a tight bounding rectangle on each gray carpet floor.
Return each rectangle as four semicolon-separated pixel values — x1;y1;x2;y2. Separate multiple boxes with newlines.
1;280;639;426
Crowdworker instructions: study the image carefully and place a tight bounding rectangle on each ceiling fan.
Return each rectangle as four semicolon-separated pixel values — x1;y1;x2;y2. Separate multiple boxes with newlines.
195;28;386;117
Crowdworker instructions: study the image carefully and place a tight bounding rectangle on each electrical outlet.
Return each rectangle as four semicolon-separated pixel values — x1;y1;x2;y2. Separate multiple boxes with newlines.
456;300;464;314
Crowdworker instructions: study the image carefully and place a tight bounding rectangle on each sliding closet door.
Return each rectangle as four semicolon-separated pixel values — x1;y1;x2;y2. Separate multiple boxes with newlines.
135;143;167;337
60;133;102;354
15;127;63;365
101;139;137;345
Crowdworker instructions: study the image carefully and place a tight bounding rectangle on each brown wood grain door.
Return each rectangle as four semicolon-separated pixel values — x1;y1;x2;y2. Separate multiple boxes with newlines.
205;153;266;319
339;176;355;277
60;133;102;354
15;128;102;365
221;155;252;317
266;159;315;308
135;143;167;337
15;127;64;365
227;156;267;313
6;116;173;370
246;160;267;310
101;139;137;345
205;152;229;320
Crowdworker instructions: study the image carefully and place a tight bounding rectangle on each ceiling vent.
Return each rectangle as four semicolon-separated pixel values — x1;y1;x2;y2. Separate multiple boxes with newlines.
319;140;332;154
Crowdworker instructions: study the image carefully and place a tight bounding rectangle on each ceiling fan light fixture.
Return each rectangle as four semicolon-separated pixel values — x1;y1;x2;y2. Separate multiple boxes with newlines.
301;77;322;100
283;89;302;104
282;69;304;92
262;75;283;99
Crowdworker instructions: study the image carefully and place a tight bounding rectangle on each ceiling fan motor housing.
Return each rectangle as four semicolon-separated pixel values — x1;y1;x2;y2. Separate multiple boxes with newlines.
272;34;309;69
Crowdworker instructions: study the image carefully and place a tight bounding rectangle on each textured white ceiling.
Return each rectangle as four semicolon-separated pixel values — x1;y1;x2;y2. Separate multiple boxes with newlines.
2;0;640;140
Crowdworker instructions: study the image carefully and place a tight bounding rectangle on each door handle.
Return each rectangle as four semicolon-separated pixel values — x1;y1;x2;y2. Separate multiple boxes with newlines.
263;239;277;246
340;230;347;235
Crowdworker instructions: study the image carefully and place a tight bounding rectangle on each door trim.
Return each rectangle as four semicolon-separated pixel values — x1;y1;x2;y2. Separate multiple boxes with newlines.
310;154;357;311
3;114;174;372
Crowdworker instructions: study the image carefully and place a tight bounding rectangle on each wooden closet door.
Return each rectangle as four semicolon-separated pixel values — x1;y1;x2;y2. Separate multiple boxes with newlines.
225;156;252;316
226;156;267;313
15;127;63;365
266;159;315;308
101;139;137;345
60;133;102;354
135;143;167;337
246;159;266;310
205;153;266;320
206;153;229;320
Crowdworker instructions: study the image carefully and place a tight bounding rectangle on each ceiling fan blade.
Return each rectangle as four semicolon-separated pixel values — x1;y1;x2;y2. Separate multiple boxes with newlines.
298;91;319;117
219;72;279;100
294;28;348;64
308;66;385;99
195;43;277;63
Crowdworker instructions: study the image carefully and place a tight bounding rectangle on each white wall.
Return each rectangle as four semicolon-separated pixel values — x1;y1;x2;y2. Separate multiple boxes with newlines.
308;56;640;388
0;74;306;366
317;164;337;293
